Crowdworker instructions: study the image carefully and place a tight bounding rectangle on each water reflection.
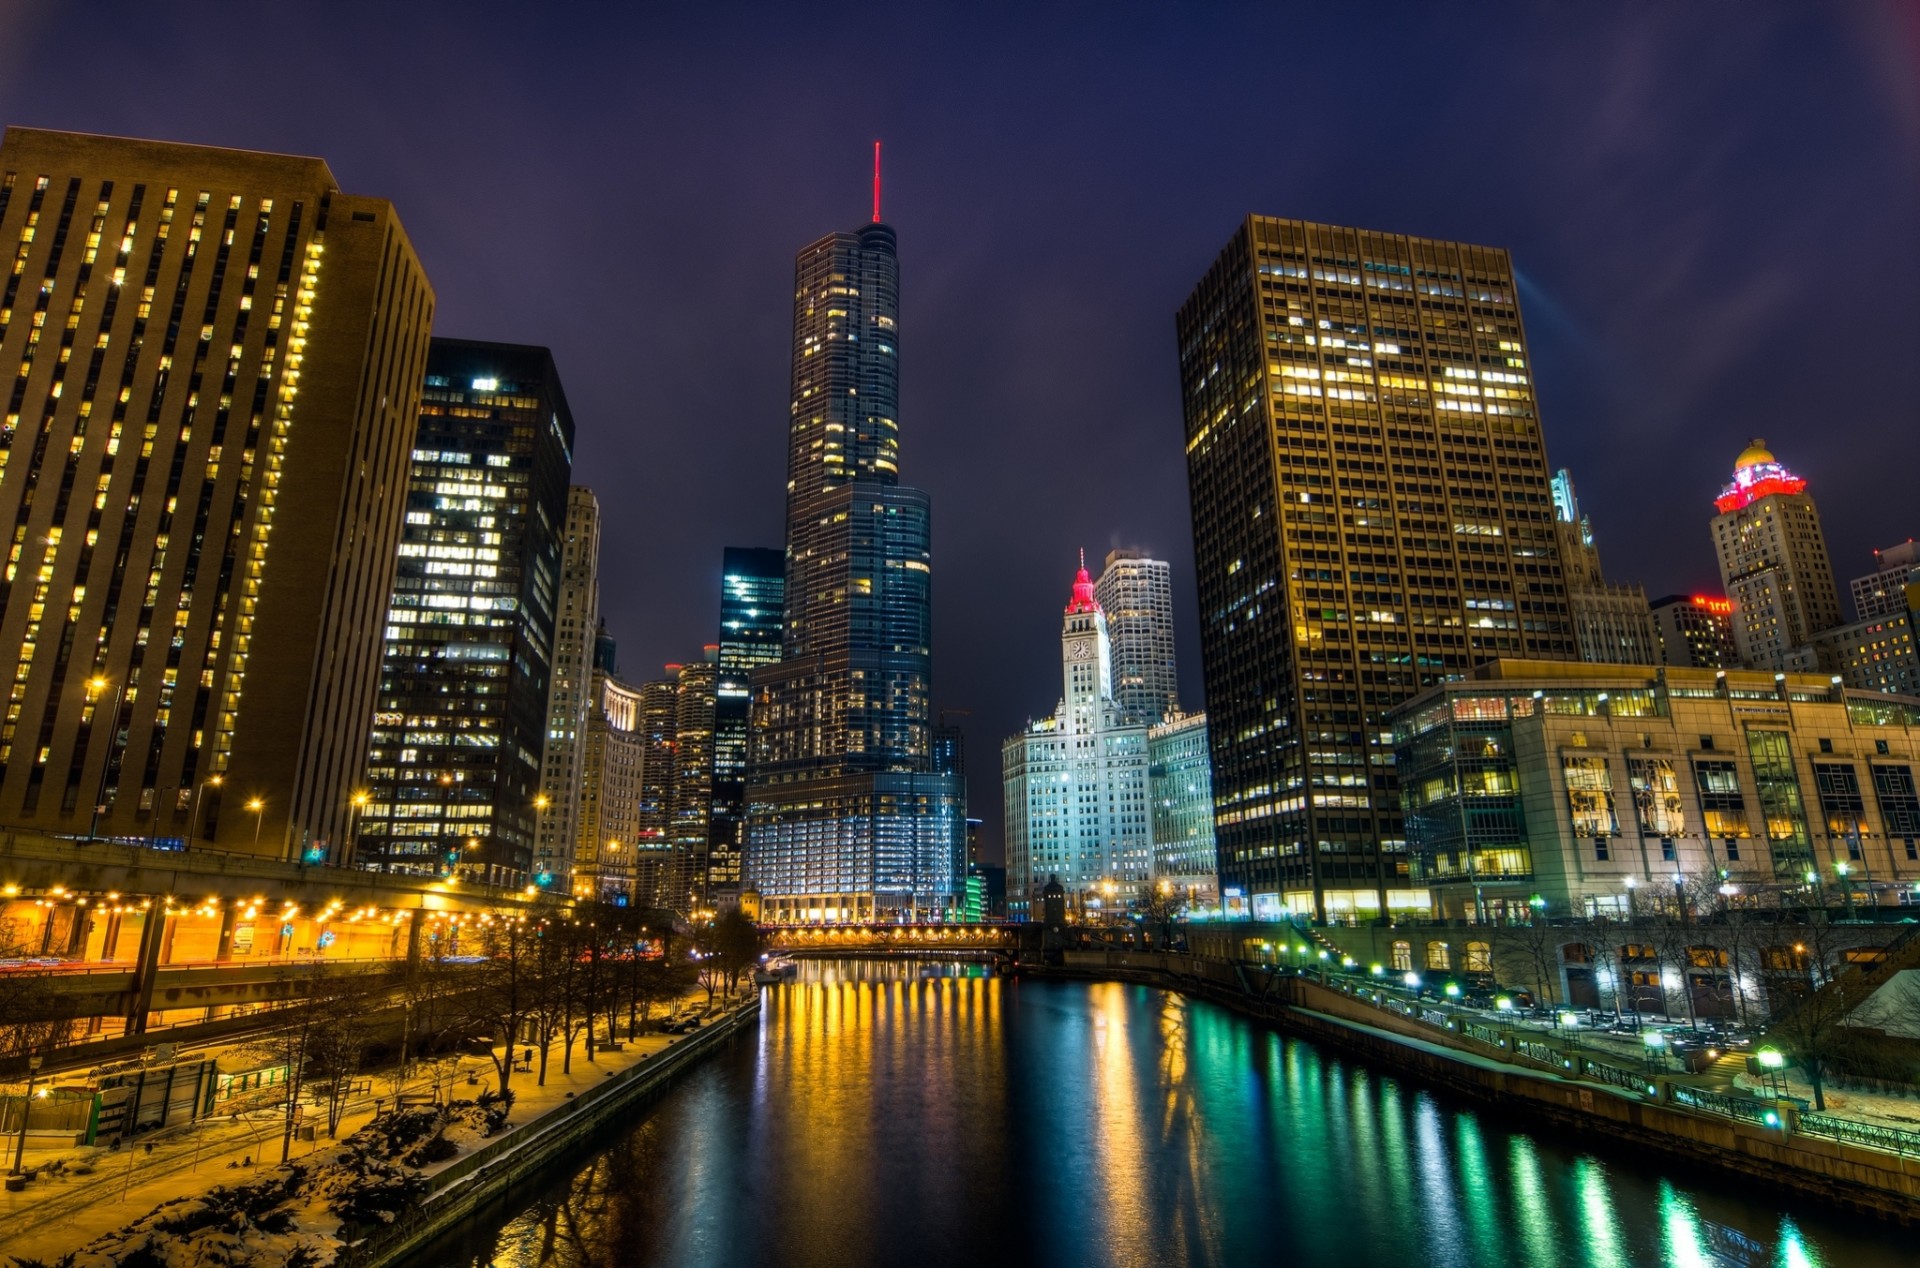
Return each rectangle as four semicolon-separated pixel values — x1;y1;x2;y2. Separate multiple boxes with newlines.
445;963;1908;1268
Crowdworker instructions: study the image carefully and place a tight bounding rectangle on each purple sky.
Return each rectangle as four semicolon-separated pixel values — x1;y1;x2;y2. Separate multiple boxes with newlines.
4;3;1915;860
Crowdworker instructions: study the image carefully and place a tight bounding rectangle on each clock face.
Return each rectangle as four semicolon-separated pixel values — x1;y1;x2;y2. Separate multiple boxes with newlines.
1072;642;1091;661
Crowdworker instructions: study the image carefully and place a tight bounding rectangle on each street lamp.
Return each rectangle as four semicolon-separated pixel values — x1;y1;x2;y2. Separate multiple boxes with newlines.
9;1055;42;1175
187;775;223;847
84;675;127;841
1835;861;1857;921
1756;1046;1787;1097
247;797;265;853
345;790;370;869
1643;1029;1667;1072
1623;875;1638;918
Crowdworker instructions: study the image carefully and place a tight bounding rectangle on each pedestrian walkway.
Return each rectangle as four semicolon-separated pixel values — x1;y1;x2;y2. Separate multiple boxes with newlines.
0;987;739;1265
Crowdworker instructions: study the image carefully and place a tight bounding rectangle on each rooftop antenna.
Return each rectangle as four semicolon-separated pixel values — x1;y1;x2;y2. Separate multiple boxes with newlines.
872;140;882;223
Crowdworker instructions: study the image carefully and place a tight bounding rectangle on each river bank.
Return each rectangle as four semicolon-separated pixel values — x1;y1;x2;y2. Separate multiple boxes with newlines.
1025;949;1920;1225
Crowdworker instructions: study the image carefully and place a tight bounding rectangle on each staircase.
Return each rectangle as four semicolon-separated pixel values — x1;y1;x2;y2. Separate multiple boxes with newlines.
1767;922;1920;1032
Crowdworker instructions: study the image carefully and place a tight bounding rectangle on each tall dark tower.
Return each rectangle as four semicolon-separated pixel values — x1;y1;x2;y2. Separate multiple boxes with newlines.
709;547;784;901
745;158;965;923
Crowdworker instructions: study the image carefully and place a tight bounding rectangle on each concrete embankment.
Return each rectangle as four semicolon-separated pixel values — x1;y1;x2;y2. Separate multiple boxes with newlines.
1030;951;1920;1224
349;999;761;1267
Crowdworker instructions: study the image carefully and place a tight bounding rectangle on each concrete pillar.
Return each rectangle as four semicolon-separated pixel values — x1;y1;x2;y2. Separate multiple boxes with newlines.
215;898;238;963
406;909;423;970
126;902;172;1036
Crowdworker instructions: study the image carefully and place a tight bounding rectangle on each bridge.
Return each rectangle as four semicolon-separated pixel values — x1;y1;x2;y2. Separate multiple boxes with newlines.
762;922;1024;961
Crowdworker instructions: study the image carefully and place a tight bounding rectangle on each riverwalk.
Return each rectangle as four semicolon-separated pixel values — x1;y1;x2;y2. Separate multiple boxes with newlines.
0;990;750;1266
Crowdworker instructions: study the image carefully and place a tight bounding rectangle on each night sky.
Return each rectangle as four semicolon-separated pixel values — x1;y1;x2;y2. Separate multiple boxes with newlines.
4;4;1914;861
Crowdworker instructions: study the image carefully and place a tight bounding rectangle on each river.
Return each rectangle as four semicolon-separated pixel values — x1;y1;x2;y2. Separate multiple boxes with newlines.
435;962;1911;1268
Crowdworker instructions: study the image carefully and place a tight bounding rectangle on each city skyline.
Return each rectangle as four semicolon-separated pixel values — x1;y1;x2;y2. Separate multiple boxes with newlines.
1;8;1911;863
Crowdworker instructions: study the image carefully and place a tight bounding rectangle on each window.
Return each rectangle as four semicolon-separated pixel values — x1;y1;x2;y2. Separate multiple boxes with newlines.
1662;838;1676;862
1818;737;1834;754
1391;940;1412;971
1465;941;1492;973
1629;758;1686;836
1693;758;1751;841
1425;941;1451;970
1699;736;1715;751
1748;731;1815;880
1594;837;1610;861
1871;765;1920;837
1564;754;1617;838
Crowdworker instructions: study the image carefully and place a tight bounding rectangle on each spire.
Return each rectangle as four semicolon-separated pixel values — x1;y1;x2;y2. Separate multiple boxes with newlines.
1066;549;1100;615
872;140;882;224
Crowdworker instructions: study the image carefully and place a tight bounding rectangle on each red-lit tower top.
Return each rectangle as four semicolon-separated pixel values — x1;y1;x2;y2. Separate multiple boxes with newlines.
1066;549;1101;615
1714;438;1808;514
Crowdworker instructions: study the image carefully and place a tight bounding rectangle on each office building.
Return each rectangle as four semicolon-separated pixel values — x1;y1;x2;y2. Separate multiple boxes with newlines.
358;340;574;885
709;547;784;901
1094;550;1181;725
577;665;644;902
1176;217;1577;921
1650;594;1739;670
1711;439;1841;672
1390;660;1920;919
0;128;432;858
1148;711;1218;907
1813;587;1920;697
540;487;599;893
1003;559;1151;918
668;649;718;912
1551;470;1658;666
745;207;965;923
1852;541;1920;622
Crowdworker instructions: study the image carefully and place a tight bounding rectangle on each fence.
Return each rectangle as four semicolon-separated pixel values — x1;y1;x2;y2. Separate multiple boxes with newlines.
1799;1113;1920;1157
1671;1084;1777;1127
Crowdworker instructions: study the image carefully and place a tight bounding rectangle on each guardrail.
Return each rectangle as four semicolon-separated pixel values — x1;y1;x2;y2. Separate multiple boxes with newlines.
1671;1084;1777;1126
1799;1113;1920;1157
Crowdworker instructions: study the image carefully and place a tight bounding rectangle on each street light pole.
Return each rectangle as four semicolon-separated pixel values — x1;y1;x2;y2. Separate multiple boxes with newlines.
346;790;369;869
85;676;127;841
187;775;223;847
9;1056;42;1175
248;798;265;854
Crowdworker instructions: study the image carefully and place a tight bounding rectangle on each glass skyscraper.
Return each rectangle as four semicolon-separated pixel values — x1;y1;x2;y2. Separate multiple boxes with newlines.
357;339;573;885
1177;217;1579;923
709;547;784;900
745;216;965;923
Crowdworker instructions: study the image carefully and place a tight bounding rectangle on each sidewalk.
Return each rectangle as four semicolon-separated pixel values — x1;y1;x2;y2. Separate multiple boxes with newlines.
0;987;740;1265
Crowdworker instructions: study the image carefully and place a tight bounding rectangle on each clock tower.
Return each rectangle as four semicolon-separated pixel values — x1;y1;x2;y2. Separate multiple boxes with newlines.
1062;551;1114;736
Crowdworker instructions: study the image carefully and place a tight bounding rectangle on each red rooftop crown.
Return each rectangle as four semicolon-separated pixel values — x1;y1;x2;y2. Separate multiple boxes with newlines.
1066;549;1101;615
1714;437;1807;514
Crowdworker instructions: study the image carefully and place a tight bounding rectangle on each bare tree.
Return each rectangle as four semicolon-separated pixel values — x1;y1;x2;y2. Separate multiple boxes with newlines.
1761;918;1865;1112
459;914;539;1102
1498;916;1562;1009
245;962;375;1162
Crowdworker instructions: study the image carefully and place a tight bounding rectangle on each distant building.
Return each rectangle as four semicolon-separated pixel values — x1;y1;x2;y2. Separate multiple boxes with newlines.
1710;439;1842;672
965;863;1006;921
1148;712;1218;907
577;668;644;903
0;128;432;859
1004;559;1151;919
1552;470;1658;666
634;673;680;907
1852;541;1920;622
1813;585;1920;697
1094;551;1180;725
710;547;784;901
359;340;573;886
669;650;718;913
1391;660;1920;919
1177;217;1578;921
542;488;600;894
1650;594;1739;669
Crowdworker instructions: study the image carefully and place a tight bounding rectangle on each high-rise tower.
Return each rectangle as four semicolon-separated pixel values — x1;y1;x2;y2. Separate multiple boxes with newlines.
1093;550;1180;725
1710;439;1841;672
358;340;574;885
745;197;965;924
1177;217;1579;922
1550;469;1658;666
709;547;784;902
0;128;433;858
541;486;600;894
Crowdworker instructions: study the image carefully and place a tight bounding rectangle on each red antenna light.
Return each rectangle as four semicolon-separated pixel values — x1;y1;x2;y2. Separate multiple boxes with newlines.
872;140;882;223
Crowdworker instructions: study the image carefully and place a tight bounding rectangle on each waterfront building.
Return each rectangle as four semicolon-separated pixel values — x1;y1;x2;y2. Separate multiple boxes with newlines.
1552;470;1658;666
577;665;644;902
1389;659;1920;919
1093;550;1181;725
669;649;718;912
1176;217;1578;921
541;487;600;894
1852;541;1920;622
1812;587;1920;698
710;547;784;903
358;339;574;886
634;672;679;905
0;128;432;858
744;208;965;923
1003;559;1152;918
1650;594;1739;669
1710;439;1842;673
1148;711;1219;907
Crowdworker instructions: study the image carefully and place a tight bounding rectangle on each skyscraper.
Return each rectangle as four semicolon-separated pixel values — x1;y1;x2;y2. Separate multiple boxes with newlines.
1148;711;1218;908
745;204;965;924
1177;217;1579;921
1853;541;1920;622
1551;469;1658;666
668;649;718;912
358;340;574;886
709;547;784;902
577;664;644;903
1093;550;1181;725
541;487;600;893
0;128;432;857
1003;560;1151;918
1710;439;1841;672
634;671;679;905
